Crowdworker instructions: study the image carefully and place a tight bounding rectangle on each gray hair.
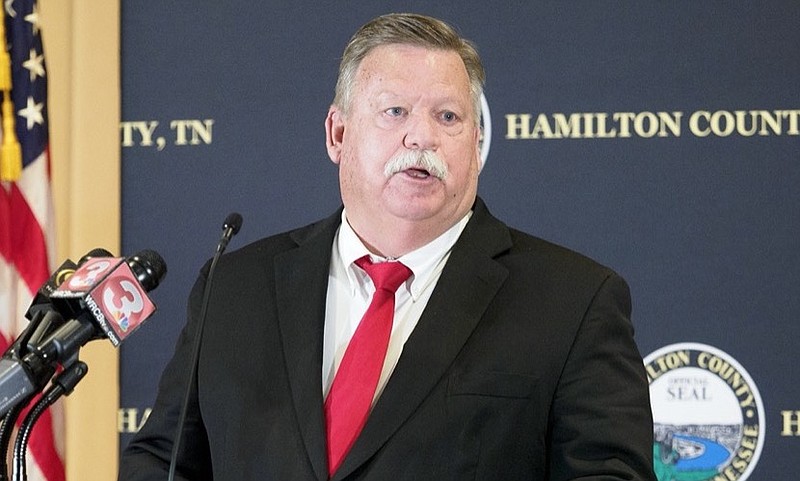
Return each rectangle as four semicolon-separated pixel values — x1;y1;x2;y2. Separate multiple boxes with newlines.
333;13;485;125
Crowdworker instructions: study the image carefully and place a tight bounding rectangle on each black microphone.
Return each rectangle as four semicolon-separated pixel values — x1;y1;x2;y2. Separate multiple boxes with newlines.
16;249;114;357
0;250;167;419
219;212;243;253
25;248;114;316
167;213;243;481
48;249;167;349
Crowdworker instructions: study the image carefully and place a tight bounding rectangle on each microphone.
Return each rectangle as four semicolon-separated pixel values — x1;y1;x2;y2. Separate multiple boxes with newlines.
219;212;243;253
48;249;166;349
23;248;113;322
167;213;243;481
15;249;114;357
0;250;167;419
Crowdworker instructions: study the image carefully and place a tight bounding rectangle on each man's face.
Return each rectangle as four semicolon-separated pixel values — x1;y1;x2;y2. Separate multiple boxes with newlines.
326;44;480;245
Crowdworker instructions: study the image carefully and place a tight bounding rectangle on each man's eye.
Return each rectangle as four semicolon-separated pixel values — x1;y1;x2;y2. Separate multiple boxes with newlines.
386;107;405;116
441;111;458;123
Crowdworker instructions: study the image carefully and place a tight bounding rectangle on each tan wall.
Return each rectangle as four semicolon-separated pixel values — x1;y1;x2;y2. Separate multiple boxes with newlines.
40;1;120;479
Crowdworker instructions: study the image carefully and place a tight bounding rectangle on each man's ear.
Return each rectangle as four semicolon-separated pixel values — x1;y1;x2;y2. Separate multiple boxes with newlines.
325;106;345;165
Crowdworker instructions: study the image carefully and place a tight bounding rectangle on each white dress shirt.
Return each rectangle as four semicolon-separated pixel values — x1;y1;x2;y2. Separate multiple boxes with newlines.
322;210;472;404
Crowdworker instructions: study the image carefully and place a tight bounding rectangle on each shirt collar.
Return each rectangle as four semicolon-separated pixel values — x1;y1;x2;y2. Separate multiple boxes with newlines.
337;209;472;300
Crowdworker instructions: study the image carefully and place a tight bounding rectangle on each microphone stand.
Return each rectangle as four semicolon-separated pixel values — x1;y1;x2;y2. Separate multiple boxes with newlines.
167;213;242;481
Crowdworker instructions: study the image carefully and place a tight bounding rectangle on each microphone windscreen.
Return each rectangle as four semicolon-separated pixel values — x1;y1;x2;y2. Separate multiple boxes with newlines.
127;250;168;291
223;212;243;235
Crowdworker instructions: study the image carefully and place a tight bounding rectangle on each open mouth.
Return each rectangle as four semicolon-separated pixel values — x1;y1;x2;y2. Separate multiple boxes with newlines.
404;167;431;179
384;151;447;180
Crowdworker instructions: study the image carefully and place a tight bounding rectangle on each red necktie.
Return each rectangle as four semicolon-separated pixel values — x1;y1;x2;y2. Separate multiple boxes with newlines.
324;255;412;477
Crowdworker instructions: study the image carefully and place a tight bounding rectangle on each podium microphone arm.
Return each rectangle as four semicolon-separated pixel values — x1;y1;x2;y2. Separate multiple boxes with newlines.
167;213;242;481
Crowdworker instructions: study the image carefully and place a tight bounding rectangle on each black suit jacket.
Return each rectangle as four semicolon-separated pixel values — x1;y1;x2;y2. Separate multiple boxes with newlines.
119;198;656;481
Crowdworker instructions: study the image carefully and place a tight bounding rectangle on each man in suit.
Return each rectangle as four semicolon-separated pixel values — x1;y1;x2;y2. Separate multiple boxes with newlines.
119;13;656;481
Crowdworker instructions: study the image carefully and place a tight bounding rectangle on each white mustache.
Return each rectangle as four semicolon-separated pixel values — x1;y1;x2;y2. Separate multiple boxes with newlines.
383;150;449;180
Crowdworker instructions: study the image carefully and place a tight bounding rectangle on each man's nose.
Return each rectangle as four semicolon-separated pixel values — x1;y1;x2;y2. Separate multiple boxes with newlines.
403;113;439;150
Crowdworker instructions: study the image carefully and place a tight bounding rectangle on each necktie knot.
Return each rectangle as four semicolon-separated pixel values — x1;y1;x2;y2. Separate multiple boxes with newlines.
354;255;412;294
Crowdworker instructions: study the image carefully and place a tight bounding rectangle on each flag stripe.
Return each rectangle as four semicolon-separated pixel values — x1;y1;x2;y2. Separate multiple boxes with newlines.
0;186;12;259
4;183;49;291
27;412;66;481
16;150;54;244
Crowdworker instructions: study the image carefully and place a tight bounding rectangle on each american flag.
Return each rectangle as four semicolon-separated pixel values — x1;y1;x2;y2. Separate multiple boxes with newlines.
0;0;64;480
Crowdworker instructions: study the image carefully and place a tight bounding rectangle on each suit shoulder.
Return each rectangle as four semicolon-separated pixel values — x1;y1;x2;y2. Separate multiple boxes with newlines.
504;227;619;282
497;228;631;315
469;199;618;283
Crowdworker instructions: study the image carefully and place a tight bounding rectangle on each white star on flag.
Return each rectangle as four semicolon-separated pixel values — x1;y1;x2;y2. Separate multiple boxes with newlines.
23;48;45;82
24;3;40;34
18;95;44;130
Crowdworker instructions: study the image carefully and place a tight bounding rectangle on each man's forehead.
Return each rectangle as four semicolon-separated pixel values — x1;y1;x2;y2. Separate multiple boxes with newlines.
359;44;464;72
356;45;470;93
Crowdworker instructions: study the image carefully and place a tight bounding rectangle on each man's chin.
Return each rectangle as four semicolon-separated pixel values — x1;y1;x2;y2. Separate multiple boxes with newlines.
384;197;456;225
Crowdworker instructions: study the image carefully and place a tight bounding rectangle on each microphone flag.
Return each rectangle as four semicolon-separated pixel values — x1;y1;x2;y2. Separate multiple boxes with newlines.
51;257;157;346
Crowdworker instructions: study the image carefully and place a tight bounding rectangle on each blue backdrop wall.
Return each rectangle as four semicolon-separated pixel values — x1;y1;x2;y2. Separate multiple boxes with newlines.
118;2;799;479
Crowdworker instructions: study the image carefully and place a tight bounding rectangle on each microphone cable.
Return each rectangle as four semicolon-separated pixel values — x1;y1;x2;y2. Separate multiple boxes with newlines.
167;213;242;481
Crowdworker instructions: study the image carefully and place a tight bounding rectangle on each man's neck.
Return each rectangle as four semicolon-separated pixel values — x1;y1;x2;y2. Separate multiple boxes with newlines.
344;211;469;259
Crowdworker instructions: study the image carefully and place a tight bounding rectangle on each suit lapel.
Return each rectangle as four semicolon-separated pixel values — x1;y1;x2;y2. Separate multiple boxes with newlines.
274;210;342;481
333;199;512;480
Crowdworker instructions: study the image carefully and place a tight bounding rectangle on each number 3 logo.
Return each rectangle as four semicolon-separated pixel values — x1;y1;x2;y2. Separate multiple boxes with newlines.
103;280;144;320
